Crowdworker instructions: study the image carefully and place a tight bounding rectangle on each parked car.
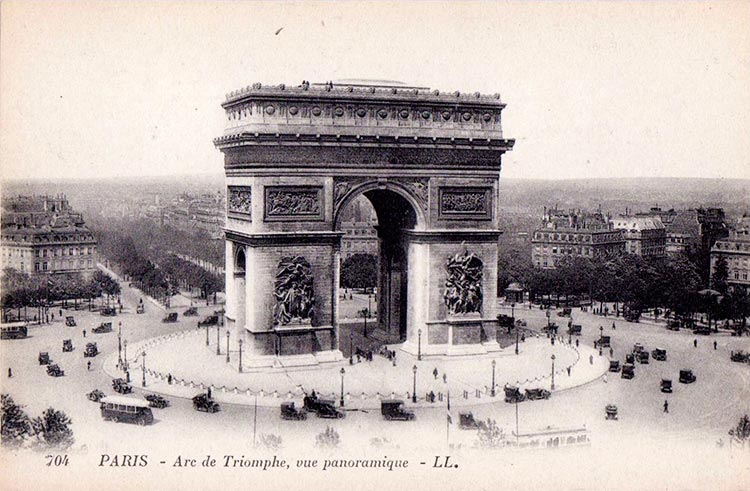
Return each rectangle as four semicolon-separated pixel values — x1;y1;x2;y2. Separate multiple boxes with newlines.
381;399;415;421
62;339;73;352
609;360;621;372
605;404;618;420
84;342;99;357
145;394;170;409
625;353;635;364
679;369;696;384
87;389;105;402
93;322;113;334
162;312;178;323
101;307;117;317
652;348;667;361
316;401;345;419
100;396;154;425
459;412;486;430
65;316;76;327
667;320;681;331
621;364;635;379
183;307;199;317
730;351;750;363
46;364;65;377
504;385;526;403
112;378;133;394
192;393;220;413
280;401;307;420
525;388;551;400
660;379;673;393
198;315;219;327
637;351;650;364
568;324;582;336
38;352;51;365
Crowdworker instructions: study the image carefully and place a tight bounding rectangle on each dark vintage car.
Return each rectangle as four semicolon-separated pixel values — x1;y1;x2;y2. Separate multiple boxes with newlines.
459;412;486;430
280;401;307;420
47;364;65;377
525;388;551;400
632;343;645;353
621;364;635;379
730;351;750;363
667;320;681;331
136;304;145;314
679;369;696;384
557;307;572;317
316;401;345;419
145;394;170;409
497;314;515;329
112;378;133;394
625;353;635;364
84;342;99;357
183;307;199;317
637;351;650;364
596;336;611;348
192;393;221;413
651;348;667;361
609;360;621;372
381;399;415;421
660;379;673;393
65;316;76;327
162;312;178;323
62;339;73;352
87;389;105;402
198;315;219;327
605;404;618;420
38;351;51;365
568;324;582;336
504;385;526;403
93;322;113;334
100;307;117;317
693;327;712;336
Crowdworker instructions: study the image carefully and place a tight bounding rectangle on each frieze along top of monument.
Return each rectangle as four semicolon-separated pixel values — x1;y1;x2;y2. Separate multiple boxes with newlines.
223;80;505;107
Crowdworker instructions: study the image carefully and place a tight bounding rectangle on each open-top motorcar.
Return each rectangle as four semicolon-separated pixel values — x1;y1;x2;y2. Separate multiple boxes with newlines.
145;394;170;409
100;307;117;317
47;364;64;377
192;393;220;413
605;404;618;420
198;314;219;327
459;412;486;430
525;388;551;400
112;378;133;394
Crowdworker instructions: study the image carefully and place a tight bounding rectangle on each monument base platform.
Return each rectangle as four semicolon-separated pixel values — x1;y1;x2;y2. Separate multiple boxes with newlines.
240;349;344;370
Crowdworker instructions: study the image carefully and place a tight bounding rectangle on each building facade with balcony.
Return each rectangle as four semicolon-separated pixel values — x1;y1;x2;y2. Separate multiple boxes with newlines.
711;219;750;291
610;215;666;258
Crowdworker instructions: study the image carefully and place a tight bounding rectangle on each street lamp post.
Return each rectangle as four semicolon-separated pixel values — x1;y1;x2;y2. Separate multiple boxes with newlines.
599;326;603;356
142;351;147;388
551;354;556;390
205;322;209;346
226;330;230;363
123;340;128;371
417;329;422;361
339;367;345;407
349;330;354;365
491;360;497;397
238;339;243;373
363;308;368;339
513;302;519;355
117;321;123;367
412;365;418;403
216;324;221;355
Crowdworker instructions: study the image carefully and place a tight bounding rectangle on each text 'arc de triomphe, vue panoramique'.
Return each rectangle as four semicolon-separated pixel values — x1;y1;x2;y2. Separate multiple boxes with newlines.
214;80;514;367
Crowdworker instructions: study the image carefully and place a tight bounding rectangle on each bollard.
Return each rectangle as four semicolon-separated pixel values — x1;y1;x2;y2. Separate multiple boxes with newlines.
463;390;468;399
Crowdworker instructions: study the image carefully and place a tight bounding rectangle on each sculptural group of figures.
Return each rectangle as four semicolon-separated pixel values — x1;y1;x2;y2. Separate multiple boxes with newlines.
443;250;484;315
273;256;315;325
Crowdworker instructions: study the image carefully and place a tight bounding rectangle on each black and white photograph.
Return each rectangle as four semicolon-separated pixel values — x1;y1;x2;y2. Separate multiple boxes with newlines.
1;2;749;490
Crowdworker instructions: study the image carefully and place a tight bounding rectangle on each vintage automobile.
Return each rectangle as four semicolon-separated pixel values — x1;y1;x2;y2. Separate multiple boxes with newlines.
497;314;515;330
595;336;611;348
93;322;113;334
100;396;154;425
136;304;145;314
381;399;415;421
693;327;712;336
46;364;65;377
609;360;621;372
198;314;219;327
145;394;170;409
192;393;221;413
625;353;635;364
730;351;750;363
652;348;667;361
660;379;673;393
557;307;572;317
100;306;117;317
162;312;178;323
112;378;133;394
543;322;559;335
458;412;486;430
316;401;345;419
504;385;526;403
636;351;650;364
605;404;618;420
525;388;551;401
87;389;105;402
621;364;635;379
65;316;76;327
84;342;99;357
632;343;645;353
183;306;199;317
568;324;582;336
679;369;696;384
280;401;307;420
38;351;51;365
667;320;681;331
62;339;73;352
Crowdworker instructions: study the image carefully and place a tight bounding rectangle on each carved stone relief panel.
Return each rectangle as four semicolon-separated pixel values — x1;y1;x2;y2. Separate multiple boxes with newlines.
438;187;492;220
227;186;252;218
264;186;324;221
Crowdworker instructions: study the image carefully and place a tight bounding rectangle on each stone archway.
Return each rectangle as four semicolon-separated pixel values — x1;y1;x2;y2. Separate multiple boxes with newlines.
216;80;514;366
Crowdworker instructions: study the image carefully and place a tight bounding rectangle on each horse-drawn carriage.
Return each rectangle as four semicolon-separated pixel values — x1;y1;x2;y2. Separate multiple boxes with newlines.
280;401;307;420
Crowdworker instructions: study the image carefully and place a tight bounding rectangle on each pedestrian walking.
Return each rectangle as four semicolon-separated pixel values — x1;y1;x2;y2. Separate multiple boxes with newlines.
663;400;669;413
609;348;613;358
168;373;173;385
87;361;91;371
207;387;212;399
612;322;616;330
433;368;438;379
7;367;12;378
693;339;697;348
83;329;86;338
442;373;447;384
59;309;63;317
713;340;717;350
567;366;571;377
575;338;579;347
589;354;594;365
51;313;54;321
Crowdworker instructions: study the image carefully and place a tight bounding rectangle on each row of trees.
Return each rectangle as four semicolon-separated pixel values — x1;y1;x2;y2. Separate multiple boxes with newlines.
1;268;120;322
1;395;74;450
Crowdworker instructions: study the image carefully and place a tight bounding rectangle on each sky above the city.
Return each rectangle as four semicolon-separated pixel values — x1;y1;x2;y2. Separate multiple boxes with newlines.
1;1;749;182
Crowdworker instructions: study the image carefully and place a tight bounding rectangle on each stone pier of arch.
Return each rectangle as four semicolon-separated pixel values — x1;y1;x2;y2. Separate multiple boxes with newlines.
214;80;515;367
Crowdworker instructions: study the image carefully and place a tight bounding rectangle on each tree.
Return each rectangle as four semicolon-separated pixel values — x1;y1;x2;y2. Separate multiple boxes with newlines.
260;434;282;451
315;426;340;448
728;414;750;449
476;419;505;449
31;407;74;450
340;254;378;291
711;255;730;296
1;394;32;448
